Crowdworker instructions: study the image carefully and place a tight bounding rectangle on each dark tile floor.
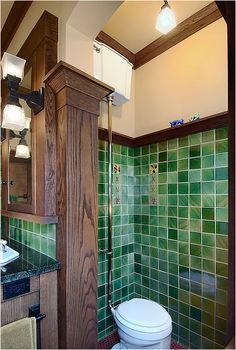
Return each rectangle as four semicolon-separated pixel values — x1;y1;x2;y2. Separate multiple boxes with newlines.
98;331;186;349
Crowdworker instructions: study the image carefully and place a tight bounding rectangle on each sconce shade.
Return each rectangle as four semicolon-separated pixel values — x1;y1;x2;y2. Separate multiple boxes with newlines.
25;117;31;130
2;104;26;131
15;144;30;159
1;52;26;80
156;2;176;34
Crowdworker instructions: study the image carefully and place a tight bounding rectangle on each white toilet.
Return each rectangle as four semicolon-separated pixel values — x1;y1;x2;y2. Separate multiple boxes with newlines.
111;298;172;349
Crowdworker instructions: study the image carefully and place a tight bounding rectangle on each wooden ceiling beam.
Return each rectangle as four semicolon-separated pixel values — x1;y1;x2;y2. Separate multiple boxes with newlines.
96;3;222;70
1;1;33;55
95;30;136;66
134;2;222;69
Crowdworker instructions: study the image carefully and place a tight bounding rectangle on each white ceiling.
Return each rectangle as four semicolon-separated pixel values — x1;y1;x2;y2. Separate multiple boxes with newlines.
103;1;212;53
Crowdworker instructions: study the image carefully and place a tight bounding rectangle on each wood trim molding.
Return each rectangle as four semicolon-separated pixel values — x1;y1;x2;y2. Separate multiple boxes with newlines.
134;112;228;147
1;210;58;224
1;1;33;55
99;127;135;147
97;3;222;70
135;2;222;69
96;31;135;65
98;112;228;147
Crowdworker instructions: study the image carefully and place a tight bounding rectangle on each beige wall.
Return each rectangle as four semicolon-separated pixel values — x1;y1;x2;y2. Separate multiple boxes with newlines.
5;4;227;138
135;18;228;136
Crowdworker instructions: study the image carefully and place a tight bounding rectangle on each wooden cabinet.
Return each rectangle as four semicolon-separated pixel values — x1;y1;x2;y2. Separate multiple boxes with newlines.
1;271;58;349
1;11;58;223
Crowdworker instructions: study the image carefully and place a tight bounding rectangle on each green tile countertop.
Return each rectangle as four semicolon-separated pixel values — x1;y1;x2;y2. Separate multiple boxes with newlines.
1;240;60;284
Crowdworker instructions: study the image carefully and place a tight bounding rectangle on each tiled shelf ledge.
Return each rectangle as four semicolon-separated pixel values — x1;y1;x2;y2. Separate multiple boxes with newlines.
1;210;58;224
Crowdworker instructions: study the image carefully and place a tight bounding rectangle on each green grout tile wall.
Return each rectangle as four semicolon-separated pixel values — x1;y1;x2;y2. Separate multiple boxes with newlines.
98;140;135;340
98;127;228;349
7;218;56;259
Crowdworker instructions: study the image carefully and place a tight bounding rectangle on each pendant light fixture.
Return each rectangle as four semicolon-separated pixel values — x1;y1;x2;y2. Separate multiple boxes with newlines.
156;0;176;35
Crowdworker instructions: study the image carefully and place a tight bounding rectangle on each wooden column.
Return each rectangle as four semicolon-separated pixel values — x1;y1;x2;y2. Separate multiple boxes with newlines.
45;62;113;349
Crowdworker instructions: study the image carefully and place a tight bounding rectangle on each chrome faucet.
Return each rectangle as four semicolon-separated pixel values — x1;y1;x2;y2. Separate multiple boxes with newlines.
0;240;7;253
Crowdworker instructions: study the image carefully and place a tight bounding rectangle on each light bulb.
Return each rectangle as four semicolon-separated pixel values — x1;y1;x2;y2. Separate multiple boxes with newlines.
15;144;30;159
2;104;26;131
156;2;176;34
1;52;26;80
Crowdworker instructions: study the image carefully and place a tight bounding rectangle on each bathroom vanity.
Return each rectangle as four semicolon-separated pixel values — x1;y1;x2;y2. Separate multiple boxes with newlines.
1;241;60;349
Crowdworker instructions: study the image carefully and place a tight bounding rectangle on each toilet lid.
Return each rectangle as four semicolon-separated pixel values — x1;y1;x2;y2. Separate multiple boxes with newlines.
116;298;170;328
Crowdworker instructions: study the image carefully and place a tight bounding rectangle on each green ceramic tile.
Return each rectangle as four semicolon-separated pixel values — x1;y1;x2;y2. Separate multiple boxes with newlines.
178;171;188;182
216;140;228;153
178;159;188;171
216;127;228;140
202;143;214;156
202;168;214;181
189;133;201;145
202;130;214;143
190;158;201;169
178;147;189;159
202;155;214;168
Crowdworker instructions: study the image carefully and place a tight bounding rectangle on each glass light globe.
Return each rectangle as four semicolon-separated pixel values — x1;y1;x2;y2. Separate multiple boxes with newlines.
1;52;26;80
15;144;30;159
2;104;26;131
156;4;176;34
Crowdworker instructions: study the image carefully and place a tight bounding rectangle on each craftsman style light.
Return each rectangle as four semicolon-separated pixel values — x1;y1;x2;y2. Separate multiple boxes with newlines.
9;118;31;159
1;52;44;131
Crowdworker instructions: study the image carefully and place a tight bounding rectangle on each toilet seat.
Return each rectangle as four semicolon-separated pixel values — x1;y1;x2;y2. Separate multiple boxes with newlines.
115;298;172;334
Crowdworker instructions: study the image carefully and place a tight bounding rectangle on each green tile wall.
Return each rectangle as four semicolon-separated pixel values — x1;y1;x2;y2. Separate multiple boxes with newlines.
98;127;228;348
98;140;135;340
8;218;56;259
133;127;228;349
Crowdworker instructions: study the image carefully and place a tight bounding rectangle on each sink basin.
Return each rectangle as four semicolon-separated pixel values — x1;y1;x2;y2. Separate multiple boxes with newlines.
0;246;19;266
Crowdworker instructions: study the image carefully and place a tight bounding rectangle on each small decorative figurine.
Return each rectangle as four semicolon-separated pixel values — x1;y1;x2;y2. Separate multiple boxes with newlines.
170;119;184;127
189;113;200;122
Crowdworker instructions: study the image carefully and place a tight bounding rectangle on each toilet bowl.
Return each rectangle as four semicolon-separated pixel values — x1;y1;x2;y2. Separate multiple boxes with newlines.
111;298;172;349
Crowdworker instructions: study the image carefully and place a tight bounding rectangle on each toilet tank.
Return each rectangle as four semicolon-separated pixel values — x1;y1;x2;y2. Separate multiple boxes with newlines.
93;41;133;106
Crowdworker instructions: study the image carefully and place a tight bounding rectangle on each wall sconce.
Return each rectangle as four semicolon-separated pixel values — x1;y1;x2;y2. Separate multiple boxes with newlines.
9;117;31;159
156;1;176;34
1;52;44;131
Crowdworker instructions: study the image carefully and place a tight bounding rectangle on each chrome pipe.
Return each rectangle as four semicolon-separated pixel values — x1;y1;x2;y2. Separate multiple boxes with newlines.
107;94;113;309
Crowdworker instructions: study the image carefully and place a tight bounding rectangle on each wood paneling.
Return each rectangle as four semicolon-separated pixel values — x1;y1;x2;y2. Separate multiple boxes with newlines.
98;112;228;147
1;210;58;224
216;1;235;343
45;61;113;349
1;272;58;348
96;31;135;66
17;11;58;76
135;2;222;69
1;1;32;55
1;292;39;326
40;271;58;349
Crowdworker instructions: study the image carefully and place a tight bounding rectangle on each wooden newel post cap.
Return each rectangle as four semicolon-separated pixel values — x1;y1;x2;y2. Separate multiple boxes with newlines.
44;61;114;114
